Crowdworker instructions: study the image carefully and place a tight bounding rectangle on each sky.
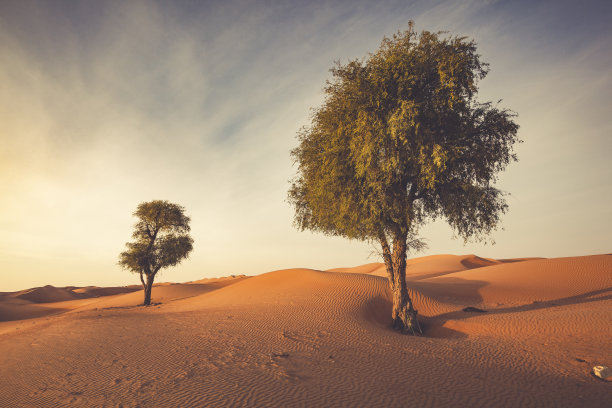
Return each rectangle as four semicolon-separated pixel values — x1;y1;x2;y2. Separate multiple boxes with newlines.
1;0;611;291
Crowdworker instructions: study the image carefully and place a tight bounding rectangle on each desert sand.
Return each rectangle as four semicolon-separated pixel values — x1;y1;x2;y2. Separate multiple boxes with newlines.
0;254;610;407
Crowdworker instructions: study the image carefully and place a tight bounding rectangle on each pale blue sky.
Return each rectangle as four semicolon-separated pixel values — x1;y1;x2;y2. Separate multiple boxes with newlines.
1;0;611;291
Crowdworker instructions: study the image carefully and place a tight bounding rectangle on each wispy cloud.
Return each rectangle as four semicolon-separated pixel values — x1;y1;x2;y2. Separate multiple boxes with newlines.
0;0;610;290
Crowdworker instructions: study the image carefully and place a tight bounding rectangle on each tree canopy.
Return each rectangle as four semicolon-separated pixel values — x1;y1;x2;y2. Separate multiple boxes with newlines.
289;25;519;333
119;200;194;305
290;26;519;244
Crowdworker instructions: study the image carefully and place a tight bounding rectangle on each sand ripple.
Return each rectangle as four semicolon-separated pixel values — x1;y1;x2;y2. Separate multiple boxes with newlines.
0;254;610;407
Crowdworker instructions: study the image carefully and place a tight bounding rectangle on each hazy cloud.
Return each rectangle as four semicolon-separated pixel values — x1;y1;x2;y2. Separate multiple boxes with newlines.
1;0;610;290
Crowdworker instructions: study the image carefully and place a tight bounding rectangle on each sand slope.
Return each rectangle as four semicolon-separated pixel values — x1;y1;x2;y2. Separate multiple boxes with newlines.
0;254;610;407
0;277;249;325
328;254;537;280
0;285;139;322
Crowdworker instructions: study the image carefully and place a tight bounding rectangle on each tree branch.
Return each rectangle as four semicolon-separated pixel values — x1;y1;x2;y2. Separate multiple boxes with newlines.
407;182;418;202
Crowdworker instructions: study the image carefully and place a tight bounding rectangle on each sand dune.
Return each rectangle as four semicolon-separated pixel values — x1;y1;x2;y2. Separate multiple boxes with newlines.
0;284;139;323
0;254;610;407
328;262;387;275
4;284;142;304
0;277;251;326
11;285;86;303
71;286;142;297
420;255;611;305
329;254;528;280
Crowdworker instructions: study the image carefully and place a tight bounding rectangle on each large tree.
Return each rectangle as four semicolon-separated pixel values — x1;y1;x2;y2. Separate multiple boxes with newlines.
288;25;519;334
119;200;194;306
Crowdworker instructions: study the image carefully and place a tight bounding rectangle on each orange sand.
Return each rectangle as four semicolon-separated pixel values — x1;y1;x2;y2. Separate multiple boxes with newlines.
0;255;610;407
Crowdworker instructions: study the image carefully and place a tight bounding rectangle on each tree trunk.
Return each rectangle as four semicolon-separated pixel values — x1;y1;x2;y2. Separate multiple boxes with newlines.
390;275;420;334
143;274;154;306
381;234;422;335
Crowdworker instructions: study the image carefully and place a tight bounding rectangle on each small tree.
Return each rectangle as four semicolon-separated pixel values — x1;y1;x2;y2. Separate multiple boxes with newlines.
289;24;519;334
119;200;194;305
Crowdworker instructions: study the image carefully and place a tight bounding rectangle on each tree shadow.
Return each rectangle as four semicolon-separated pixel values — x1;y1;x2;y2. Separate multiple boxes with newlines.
406;269;465;281
420;318;469;339
409;278;488;305
430;286;612;328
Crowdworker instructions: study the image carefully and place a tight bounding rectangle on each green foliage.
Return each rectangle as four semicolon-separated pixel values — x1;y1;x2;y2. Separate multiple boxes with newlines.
289;25;519;245
119;200;193;277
